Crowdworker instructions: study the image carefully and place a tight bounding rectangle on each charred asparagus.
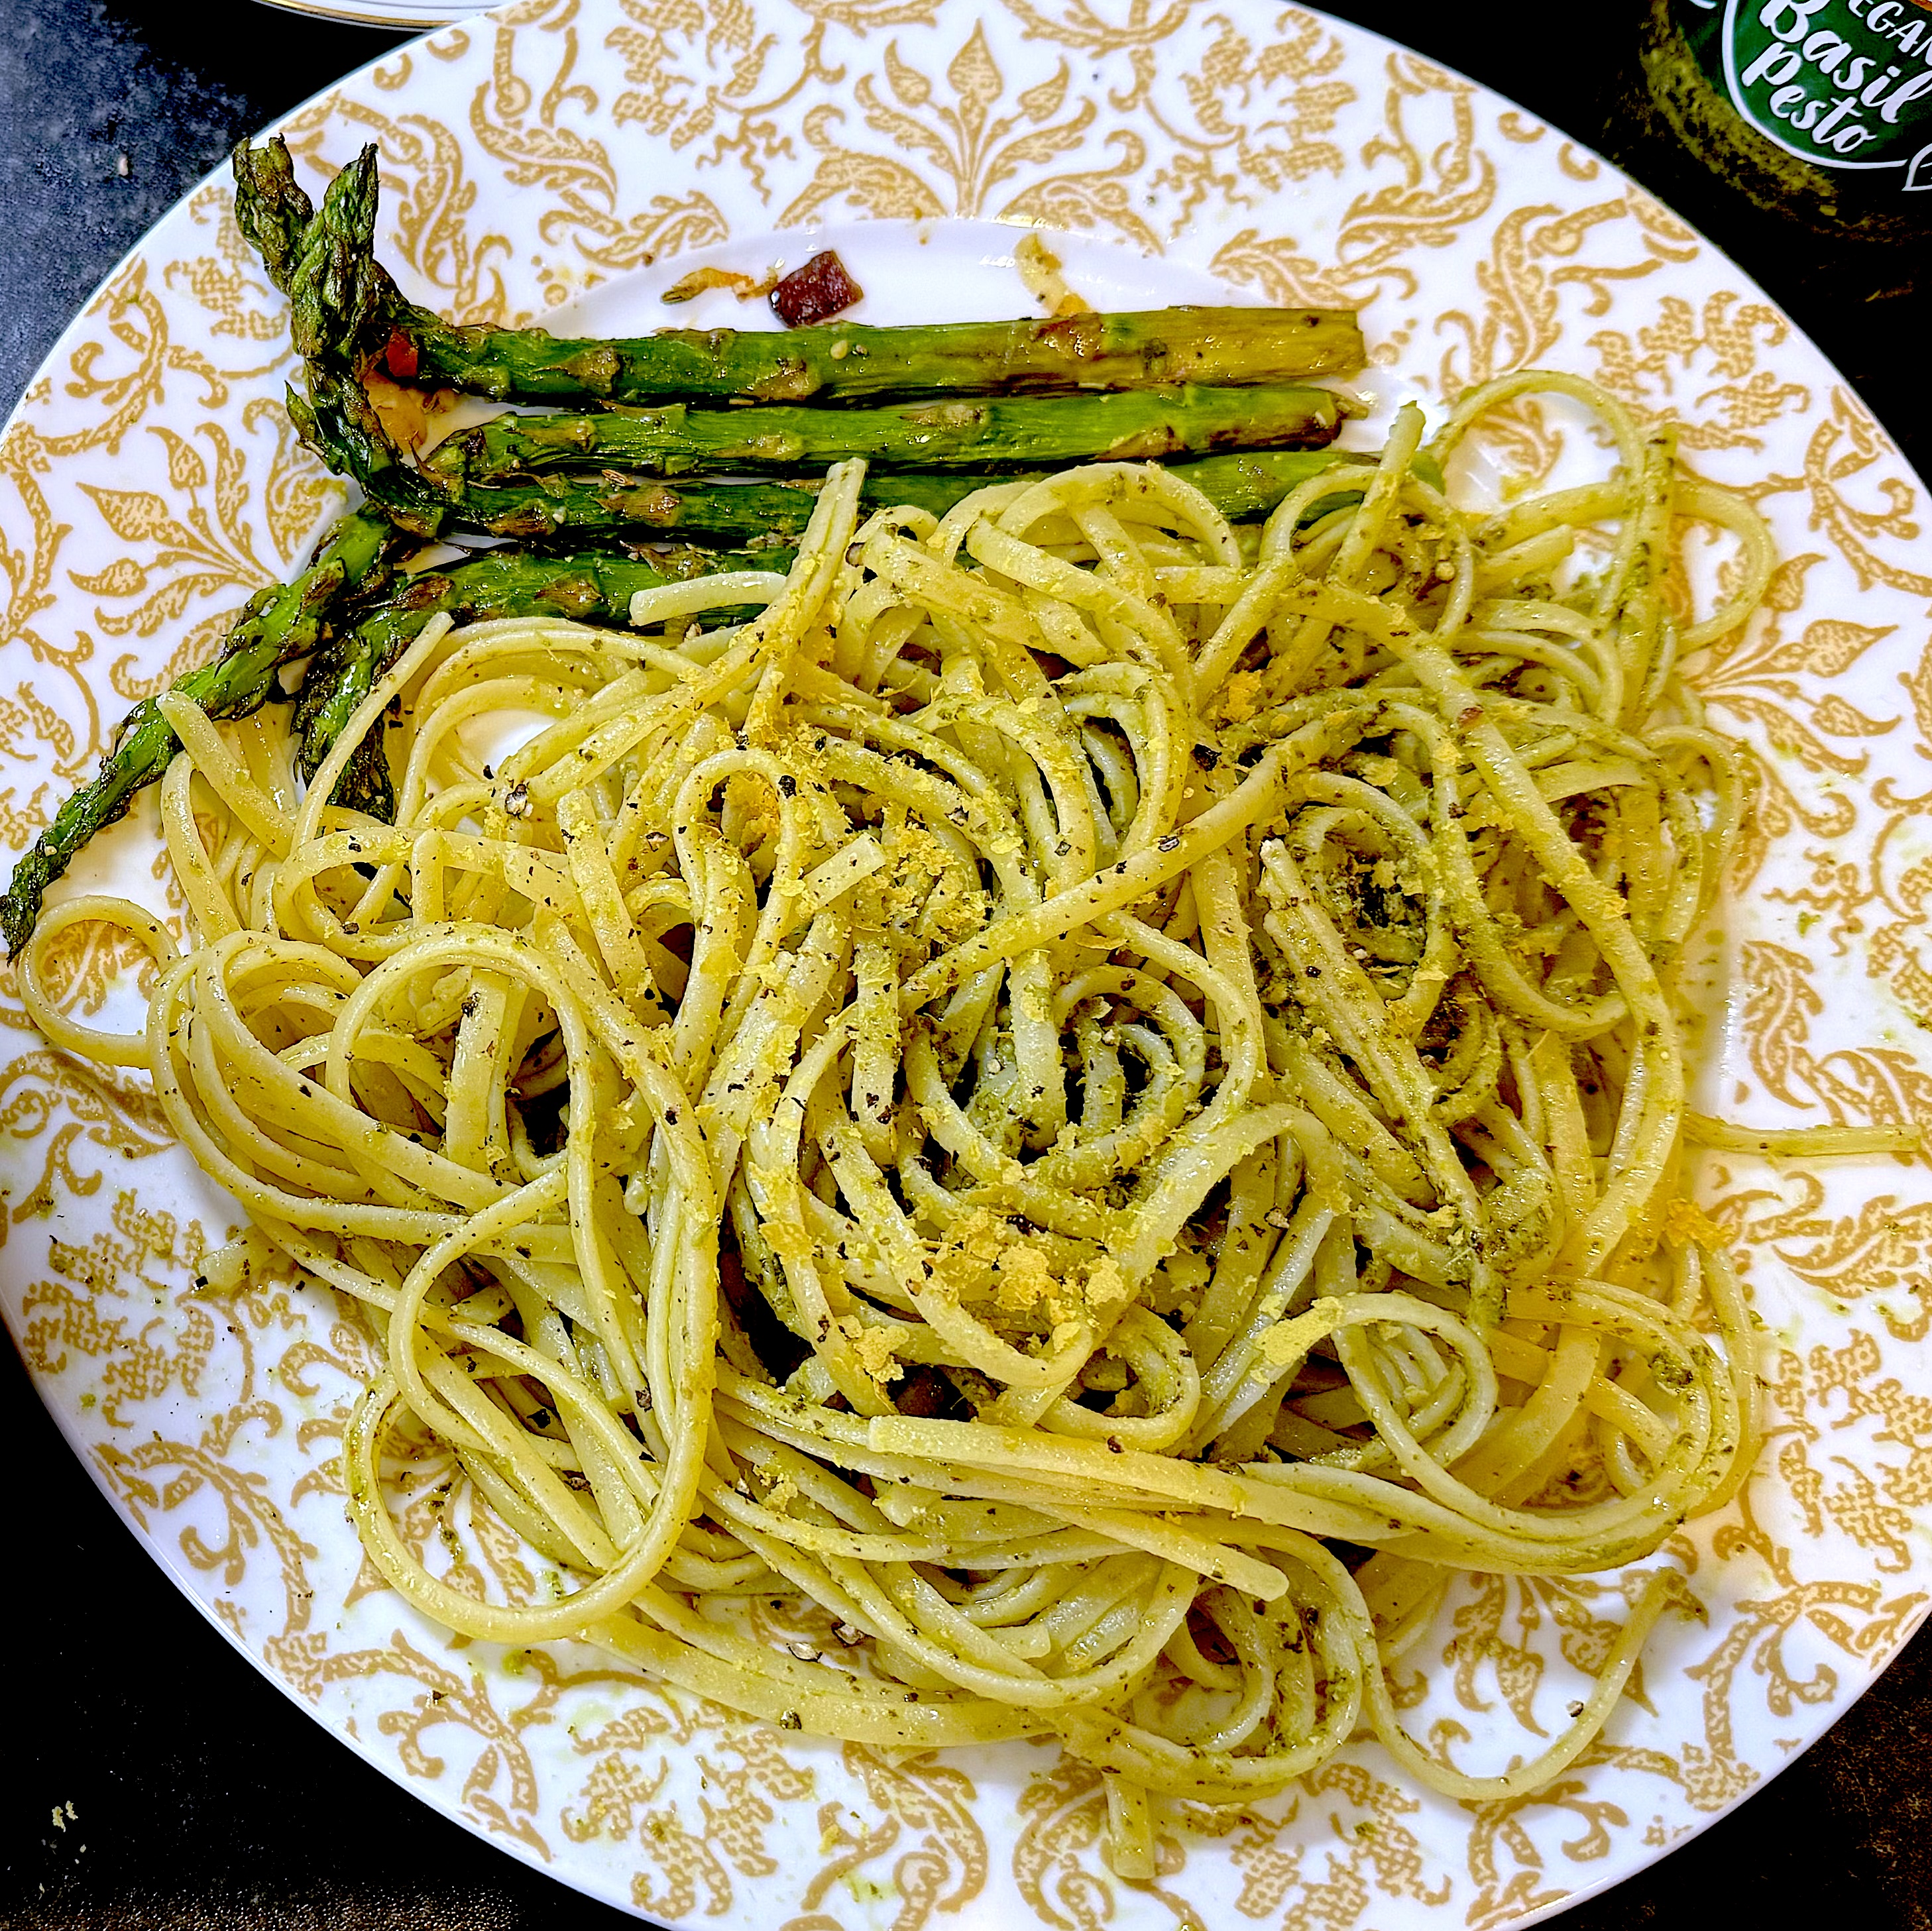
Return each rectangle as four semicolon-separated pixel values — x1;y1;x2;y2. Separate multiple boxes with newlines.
232;137;1363;410
0;510;399;956
402;449;1361;546
426;384;1341;487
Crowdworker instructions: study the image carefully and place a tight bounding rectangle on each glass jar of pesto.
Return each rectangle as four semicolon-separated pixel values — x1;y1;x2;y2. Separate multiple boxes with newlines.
1642;0;1932;239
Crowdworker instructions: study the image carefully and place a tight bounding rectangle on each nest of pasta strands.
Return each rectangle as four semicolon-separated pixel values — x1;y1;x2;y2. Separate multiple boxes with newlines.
22;374;1771;1877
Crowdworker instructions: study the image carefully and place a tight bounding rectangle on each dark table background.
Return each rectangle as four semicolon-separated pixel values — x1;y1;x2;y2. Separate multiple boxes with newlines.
1;1;1928;1925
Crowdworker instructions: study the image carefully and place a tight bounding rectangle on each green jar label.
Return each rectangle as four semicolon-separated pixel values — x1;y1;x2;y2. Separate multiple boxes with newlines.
1676;0;1932;188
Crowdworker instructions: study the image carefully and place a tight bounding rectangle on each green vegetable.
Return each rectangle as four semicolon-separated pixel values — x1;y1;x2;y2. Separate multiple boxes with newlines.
231;140;451;537
0;510;398;957
429;384;1341;487
232;135;1363;409
292;543;779;807
231;137;1355;543
410;301;1365;408
342;449;1359;548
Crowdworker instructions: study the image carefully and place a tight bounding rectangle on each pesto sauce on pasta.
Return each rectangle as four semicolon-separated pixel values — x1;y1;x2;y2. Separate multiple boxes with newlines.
23;372;1774;1875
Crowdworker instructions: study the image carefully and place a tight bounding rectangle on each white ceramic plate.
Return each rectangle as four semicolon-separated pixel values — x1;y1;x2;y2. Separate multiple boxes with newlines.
6;3;1932;1924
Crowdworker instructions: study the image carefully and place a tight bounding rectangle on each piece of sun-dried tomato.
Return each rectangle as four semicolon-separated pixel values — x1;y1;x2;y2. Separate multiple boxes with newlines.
770;250;864;327
382;326;420;380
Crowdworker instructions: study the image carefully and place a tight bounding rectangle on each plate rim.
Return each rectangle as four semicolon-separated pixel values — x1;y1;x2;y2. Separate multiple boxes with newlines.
2;2;1929;1924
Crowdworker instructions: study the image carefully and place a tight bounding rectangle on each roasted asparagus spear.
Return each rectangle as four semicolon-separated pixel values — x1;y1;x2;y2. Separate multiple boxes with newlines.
0;510;399;956
426;383;1341;488
408;300;1365;408
231;137;1363;410
406;447;1357;545
0;525;742;952
292;543;777;799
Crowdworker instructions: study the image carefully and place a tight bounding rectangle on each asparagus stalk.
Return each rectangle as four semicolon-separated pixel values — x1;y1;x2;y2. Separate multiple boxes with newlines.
0;511;398;957
232;137;1363;410
0;523;771;952
229;141;449;537
291;544;781;813
426;384;1341;490
286;622;396;822
411;448;1356;547
408;303;1365;407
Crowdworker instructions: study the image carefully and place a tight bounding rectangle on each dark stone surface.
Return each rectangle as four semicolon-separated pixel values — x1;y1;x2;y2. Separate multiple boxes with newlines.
0;1;1926;1926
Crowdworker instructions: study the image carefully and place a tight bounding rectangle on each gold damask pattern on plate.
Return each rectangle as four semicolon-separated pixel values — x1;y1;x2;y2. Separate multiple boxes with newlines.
1;3;1931;1926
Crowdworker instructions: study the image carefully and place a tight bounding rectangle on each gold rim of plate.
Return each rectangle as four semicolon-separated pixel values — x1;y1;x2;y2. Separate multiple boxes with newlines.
3;3;1931;1926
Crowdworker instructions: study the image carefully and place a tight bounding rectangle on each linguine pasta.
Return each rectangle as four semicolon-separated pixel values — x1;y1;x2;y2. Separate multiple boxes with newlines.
24;373;1781;1873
